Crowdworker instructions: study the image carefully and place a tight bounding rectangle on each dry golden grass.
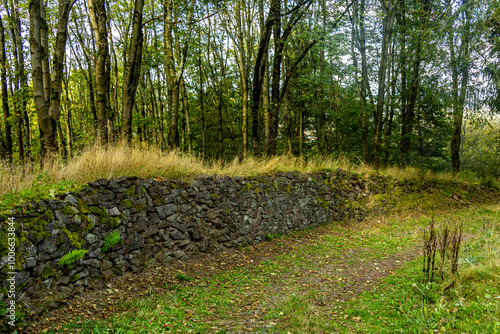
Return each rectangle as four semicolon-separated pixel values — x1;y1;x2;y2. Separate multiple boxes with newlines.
0;142;489;205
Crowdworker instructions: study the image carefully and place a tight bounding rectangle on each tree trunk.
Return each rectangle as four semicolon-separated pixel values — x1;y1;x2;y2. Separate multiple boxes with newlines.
448;0;470;173
0;17;12;161
62;70;73;157
4;0;29;160
28;0;58;155
91;0;110;145
122;0;144;142
400;0;432;156
371;0;398;166
251;0;275;155
267;0;283;156
72;21;98;127
164;0;194;150
197;44;206;157
316;0;327;155
109;23;120;136
181;78;192;154
266;0;314;156
233;0;249;159
48;0;75;153
351;0;369;161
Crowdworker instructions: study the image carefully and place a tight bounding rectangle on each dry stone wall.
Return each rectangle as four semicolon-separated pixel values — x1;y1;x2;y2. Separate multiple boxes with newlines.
0;170;449;323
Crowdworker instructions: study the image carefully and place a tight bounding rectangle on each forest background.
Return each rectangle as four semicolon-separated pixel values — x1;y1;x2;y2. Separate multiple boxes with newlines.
0;0;499;179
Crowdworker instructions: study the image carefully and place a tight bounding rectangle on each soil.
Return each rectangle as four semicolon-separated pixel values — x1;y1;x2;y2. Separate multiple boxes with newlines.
27;219;422;334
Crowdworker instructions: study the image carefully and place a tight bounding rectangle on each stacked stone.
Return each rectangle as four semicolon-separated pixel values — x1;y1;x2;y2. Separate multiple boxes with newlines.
0;170;404;322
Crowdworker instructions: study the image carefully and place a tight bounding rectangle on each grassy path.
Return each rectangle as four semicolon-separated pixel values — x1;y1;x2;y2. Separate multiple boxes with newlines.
31;204;499;334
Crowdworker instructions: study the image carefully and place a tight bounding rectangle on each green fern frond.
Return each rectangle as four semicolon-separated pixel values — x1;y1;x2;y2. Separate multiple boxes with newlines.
101;230;122;253
58;249;89;268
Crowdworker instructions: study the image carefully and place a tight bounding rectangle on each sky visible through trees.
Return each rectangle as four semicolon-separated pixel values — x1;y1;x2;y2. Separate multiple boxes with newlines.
0;0;499;177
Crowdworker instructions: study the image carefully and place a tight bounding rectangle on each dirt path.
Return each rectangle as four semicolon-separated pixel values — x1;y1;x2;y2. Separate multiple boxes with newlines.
30;219;422;333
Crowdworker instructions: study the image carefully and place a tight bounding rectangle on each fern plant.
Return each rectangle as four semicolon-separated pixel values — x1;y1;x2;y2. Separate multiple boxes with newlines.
58;249;89;268
101;230;122;252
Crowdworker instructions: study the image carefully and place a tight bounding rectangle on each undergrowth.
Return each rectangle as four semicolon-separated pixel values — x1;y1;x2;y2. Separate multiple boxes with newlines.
343;205;500;334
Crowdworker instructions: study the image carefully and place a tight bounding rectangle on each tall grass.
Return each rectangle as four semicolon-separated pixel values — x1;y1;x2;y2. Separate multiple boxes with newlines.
0;142;494;209
0;143;362;202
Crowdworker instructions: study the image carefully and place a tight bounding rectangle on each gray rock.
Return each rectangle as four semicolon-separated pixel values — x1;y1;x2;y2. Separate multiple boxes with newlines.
176;239;190;247
33;264;45;276
25;257;37;268
108;207;121;217
45;222;56;234
135;218;147;232
58;276;70;285
173;250;185;259
87;214;98;225
172;221;187;233
65;194;78;206
43;278;53;290
39;235;59;254
144;225;159;237
55;210;72;225
114;255;125;265
59;286;73;299
19;242;37;257
100;260;113;271
170;230;183;240
75;271;88;279
89;248;101;258
85;233;99;244
156;204;177;219
45;199;66;210
16;271;30;287
83;259;100;268
156;252;173;264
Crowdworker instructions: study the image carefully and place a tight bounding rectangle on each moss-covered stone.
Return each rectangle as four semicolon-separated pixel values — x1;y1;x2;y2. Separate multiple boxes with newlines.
317;197;330;209
60;228;82;249
85;220;95;233
23;217;51;240
120;199;132;208
41;266;55;280
124;186;136;197
22;202;36;213
0;230;9;258
134;203;146;212
0;286;8;299
76;197;90;214
89;206;105;215
44;210;54;221
61;206;76;215
109;217;120;228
